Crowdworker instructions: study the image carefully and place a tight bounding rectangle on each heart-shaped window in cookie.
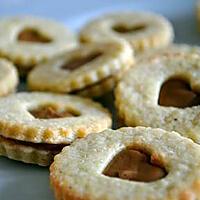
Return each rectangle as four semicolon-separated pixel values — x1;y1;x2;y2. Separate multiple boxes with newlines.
158;78;200;108
113;24;146;34
18;28;52;43
29;103;80;119
103;148;167;182
61;51;103;71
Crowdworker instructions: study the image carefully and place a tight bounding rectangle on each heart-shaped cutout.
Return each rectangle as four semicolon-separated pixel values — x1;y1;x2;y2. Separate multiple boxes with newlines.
158;79;200;108
61;52;102;71
103;149;166;182
113;24;146;33
18;28;52;43
29;104;80;119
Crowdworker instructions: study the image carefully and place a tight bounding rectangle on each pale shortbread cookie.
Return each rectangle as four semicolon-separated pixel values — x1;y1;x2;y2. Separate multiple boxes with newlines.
50;127;200;200
79;11;174;54
75;75;115;97
0;92;111;143
0;58;18;96
0;92;111;165
137;43;200;62
0;135;60;166
115;46;200;143
0;16;77;74
28;40;134;98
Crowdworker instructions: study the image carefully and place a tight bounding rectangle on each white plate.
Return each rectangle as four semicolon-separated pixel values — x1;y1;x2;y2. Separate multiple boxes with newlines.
0;0;199;199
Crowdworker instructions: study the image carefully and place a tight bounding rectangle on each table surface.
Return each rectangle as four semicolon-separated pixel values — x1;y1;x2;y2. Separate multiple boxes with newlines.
0;0;199;199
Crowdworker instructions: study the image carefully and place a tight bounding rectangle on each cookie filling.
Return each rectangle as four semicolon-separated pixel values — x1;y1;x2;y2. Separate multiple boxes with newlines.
72;75;113;94
0;135;66;153
29;104;80;119
113;24;146;33
62;52;102;71
158;79;200;108
18;28;52;43
103;149;166;182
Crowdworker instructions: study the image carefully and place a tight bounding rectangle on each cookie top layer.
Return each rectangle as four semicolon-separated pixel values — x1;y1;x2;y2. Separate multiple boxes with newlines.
0;92;111;144
80;11;174;53
137;43;200;62
0;16;77;68
50;127;200;200
28;40;134;95
0;58;18;96
115;45;200;143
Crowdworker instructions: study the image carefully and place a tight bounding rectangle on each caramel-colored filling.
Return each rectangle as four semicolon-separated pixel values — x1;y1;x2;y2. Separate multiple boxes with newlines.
103;149;166;182
113;24;146;33
29;105;80;119
18;28;52;43
0;135;66;153
71;75;113;95
61;52;102;71
159;79;200;108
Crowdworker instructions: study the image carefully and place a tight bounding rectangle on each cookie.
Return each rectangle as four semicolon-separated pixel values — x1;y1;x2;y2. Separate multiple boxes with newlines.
115;45;200;143
79;11;174;54
0;135;63;166
136;43;200;62
0;16;77;75
28;40;134;98
0;58;18;96
74;75;116;97
0;92;111;166
50;127;200;200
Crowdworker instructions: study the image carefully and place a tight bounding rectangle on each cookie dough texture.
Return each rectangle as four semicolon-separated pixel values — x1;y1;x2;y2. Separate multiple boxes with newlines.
0;135;57;166
50;127;200;200
0;92;111;165
0;92;111;144
75;76;116;98
136;43;200;62
0;58;18;96
0;16;77;74
79;11;174;54
115;45;200;143
28;40;134;98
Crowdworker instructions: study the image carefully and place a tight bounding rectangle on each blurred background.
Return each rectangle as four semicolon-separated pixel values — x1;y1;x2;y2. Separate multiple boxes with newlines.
0;0;199;44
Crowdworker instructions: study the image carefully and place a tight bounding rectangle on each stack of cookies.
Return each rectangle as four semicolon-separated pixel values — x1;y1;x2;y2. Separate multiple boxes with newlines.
1;7;200;200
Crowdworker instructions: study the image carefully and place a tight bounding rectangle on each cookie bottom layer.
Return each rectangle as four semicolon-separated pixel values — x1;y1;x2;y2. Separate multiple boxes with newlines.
74;68;127;98
74;75;115;98
0;135;65;166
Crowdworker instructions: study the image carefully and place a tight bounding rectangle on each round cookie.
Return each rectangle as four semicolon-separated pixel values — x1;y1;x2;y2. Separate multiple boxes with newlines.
0;58;18;96
28;40;134;98
50;127;200;200
0;135;64;167
0;16;77;75
79;11;174;54
0;92;111;166
115;45;200;143
136;43;200;62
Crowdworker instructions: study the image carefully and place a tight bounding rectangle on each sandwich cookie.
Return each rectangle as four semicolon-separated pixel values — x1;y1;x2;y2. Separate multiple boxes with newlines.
28;40;134;98
0;16;77;75
115;45;200;143
0;92;111;166
79;11;174;54
50;127;200;200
